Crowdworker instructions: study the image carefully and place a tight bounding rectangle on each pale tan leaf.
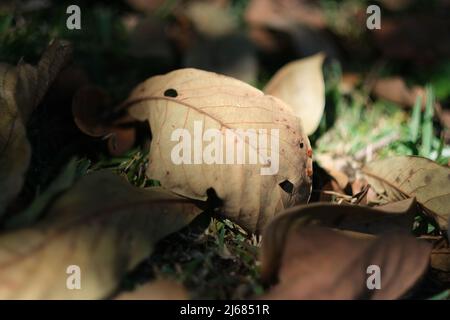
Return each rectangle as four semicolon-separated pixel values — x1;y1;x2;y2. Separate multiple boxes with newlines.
260;225;431;300
264;53;325;135
0;171;201;299
363;156;450;230
125;68;313;233
260;199;419;283
115;279;188;300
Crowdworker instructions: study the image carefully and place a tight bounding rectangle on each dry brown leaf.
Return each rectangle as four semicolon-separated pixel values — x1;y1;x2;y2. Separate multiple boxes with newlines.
264;53;325;135
340;73;362;94
124;68;313;233
363;156;450;230
115;279;188;300
311;163;348;203
0;64;31;218
72;86;136;156
0;171;201;299
260;199;419;283
260;225;431;299
372;77;425;109
0;40;71;217
431;244;450;273
426;236;450;284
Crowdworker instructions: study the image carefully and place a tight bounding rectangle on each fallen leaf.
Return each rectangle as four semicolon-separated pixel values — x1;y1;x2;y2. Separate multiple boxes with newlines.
362;156;450;230
264;53;325;135
260;225;431;299
431;243;450;273
310;162;348;203
115;279;188;300
372;77;425;109
260;198;419;283
340;73;361;94
4;158;87;229
125;68;313;233
314;156;350;190
0;171;201;299
0;40;72;218
0;64;31;219
72;86;136;156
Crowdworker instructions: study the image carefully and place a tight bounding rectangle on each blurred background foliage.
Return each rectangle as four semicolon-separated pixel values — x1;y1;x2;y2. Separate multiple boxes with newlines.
1;0;449;299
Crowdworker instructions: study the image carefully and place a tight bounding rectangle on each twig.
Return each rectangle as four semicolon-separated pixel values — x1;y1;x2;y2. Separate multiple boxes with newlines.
354;132;400;161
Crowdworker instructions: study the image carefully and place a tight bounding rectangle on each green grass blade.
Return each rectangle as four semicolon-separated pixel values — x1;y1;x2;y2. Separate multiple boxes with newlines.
420;86;434;157
428;290;450;300
409;95;422;143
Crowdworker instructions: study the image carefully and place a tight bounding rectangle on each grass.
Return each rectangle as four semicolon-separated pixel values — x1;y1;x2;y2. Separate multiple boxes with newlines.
1;0;449;299
120;216;263;299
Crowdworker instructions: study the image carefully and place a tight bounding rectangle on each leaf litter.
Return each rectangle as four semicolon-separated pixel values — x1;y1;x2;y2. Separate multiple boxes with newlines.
0;1;449;300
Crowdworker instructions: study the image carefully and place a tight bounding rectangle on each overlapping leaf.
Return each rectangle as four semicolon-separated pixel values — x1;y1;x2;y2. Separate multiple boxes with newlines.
260;202;432;300
0;40;72;217
264;53;325;135
0;171;201;299
125;68;313;233
260;199;419;283
260;225;431;299
363;156;450;230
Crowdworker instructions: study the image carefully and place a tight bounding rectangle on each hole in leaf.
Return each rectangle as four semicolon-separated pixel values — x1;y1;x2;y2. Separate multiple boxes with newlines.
279;180;294;194
164;88;178;97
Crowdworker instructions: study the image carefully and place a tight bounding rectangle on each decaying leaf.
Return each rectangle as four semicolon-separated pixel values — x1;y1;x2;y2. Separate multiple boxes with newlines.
260;198;419;283
72;86;136;156
0;64;31;218
115;279;188;300
363;156;450;230
372;77;425;109
0;171;201;299
431;237;450;274
264;53;325;135
0;40;72;218
125;68;313;233
260;225;431;299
